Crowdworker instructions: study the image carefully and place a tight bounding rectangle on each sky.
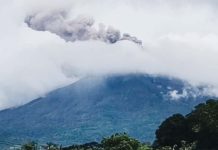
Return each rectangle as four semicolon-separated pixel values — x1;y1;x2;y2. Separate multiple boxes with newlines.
1;0;218;109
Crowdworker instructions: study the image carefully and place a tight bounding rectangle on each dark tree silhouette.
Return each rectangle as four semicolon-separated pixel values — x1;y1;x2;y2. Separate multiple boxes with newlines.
154;99;218;150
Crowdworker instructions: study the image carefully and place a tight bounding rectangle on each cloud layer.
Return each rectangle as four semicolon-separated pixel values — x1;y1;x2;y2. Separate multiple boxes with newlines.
1;0;218;109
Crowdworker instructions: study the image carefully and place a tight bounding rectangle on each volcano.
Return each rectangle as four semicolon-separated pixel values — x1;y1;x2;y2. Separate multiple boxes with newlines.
0;74;210;147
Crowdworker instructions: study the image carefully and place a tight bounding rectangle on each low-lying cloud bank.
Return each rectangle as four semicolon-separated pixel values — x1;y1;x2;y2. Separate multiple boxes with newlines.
1;0;218;109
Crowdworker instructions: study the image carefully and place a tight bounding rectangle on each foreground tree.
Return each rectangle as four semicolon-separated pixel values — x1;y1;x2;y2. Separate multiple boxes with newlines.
154;99;218;150
101;133;140;150
63;133;151;150
154;114;192;148
186;99;218;150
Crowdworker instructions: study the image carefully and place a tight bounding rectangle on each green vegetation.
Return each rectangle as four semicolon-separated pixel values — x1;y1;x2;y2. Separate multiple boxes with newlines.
62;133;150;150
101;133;140;150
21;99;218;150
154;99;218;150
21;141;38;150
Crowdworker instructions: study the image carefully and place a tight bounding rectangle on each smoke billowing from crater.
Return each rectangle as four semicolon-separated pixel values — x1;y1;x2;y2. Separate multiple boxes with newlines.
25;11;142;45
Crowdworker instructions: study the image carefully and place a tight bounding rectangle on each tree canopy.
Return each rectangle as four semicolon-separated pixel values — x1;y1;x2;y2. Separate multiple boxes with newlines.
155;99;218;150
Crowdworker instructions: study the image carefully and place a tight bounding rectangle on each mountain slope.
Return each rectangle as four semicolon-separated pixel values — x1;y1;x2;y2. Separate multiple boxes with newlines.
0;74;210;147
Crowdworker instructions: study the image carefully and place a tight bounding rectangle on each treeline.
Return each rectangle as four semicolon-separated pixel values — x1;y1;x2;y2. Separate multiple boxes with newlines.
21;99;218;150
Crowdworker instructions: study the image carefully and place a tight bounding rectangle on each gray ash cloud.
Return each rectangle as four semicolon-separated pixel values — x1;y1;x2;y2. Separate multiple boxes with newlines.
25;11;142;45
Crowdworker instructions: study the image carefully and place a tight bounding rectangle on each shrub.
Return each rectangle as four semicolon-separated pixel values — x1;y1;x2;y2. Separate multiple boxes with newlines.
101;133;140;150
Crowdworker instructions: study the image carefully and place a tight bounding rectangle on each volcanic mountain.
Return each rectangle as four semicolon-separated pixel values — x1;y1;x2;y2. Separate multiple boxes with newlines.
0;74;210;147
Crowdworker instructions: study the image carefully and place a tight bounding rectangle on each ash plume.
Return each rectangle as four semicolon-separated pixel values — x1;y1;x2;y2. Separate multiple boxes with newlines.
25;11;142;45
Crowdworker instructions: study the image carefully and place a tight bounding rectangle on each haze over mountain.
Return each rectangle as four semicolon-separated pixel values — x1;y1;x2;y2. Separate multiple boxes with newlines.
1;0;218;109
0;74;211;148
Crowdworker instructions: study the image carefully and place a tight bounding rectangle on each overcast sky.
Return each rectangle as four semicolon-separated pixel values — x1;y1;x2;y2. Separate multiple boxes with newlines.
1;0;218;109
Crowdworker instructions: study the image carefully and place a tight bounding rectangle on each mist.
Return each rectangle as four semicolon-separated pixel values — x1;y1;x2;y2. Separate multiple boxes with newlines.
1;0;218;109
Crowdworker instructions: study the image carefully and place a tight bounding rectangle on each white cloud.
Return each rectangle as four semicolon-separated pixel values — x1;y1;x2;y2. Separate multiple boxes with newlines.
169;90;188;100
1;0;218;109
